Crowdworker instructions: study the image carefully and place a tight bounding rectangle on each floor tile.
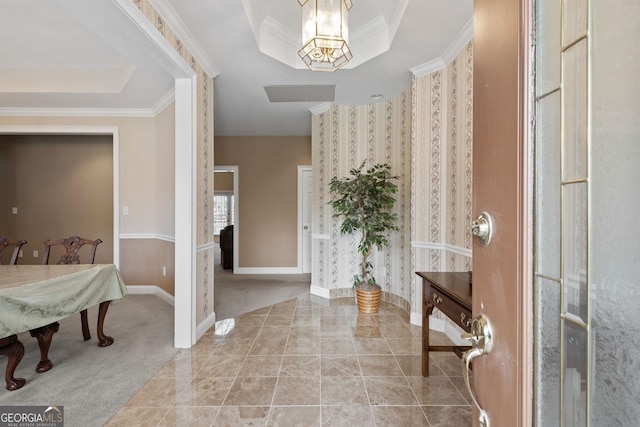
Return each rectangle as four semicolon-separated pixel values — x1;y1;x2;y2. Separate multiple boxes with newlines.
286;334;321;353
423;405;473;427
157;406;219;427
406;376;469;405
272;376;321;405
249;337;287;356
267;406;320;427
320;355;361;376
320;338;357;355
371;405;430;426
321;405;375;427
279;355;320;377
358;355;404;376
224;377;278;406
176;377;235;406
117;295;471;426
238;355;283;377
198;355;245;377
105;407;170;427
214;406;270;426
363;376;418;405
320;376;369;406
125;377;191;407
395;354;446;377
352;337;392;355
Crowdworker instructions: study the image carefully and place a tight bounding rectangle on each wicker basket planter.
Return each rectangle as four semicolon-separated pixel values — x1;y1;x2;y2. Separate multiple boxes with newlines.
356;287;382;314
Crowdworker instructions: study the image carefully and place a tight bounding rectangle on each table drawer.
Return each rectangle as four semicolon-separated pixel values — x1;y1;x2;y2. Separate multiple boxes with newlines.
427;286;472;332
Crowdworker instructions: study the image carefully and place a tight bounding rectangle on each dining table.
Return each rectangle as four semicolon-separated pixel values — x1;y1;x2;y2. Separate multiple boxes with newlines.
0;264;127;391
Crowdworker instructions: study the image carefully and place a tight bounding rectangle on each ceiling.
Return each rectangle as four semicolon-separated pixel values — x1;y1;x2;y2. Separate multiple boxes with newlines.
0;0;472;136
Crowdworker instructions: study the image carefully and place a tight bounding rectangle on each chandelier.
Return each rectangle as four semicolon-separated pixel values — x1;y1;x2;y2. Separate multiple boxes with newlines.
297;0;353;72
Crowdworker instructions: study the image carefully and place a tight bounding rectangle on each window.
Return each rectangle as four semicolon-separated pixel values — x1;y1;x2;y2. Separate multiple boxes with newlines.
214;192;234;235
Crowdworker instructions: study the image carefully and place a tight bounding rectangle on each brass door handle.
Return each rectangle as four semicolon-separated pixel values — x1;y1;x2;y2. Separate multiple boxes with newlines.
461;314;494;427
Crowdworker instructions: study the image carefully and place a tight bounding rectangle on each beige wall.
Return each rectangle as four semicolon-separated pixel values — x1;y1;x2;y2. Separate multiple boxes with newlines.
214;171;234;192
214;136;311;268
0;134;114;265
0;111;175;292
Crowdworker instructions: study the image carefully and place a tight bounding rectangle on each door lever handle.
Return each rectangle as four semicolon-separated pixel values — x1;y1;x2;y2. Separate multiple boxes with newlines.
461;314;493;427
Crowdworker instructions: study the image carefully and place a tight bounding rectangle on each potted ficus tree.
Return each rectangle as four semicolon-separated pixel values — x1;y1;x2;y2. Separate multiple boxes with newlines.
329;162;399;313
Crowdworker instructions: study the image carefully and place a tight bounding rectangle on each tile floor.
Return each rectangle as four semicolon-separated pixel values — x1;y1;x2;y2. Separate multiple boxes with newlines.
106;295;472;426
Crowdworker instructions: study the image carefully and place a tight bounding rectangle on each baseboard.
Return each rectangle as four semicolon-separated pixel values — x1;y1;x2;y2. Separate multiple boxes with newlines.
411;314;469;346
196;312;216;341
126;285;175;306
234;267;301;274
444;320;470;346
410;311;422;327
309;284;331;299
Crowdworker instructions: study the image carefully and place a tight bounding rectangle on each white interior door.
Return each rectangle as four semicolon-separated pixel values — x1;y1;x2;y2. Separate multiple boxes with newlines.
299;167;312;273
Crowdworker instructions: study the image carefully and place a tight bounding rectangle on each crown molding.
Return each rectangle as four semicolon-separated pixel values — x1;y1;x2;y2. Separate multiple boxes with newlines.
0;88;176;118
149;0;220;77
441;18;473;65
151;88;176;115
410;18;473;77
410;57;447;78
0;107;155;118
309;102;331;115
387;0;410;41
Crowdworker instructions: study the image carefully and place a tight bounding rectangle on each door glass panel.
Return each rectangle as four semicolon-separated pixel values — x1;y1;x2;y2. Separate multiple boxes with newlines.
535;91;561;278
562;0;588;47
562;40;588;182
589;1;640;424
534;276;561;425
562;182;587;321
562;320;588;426
535;0;592;424
536;0;561;96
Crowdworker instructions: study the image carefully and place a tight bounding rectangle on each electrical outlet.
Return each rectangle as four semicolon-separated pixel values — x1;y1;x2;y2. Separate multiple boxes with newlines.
12;207;17;214
19;250;23;258
162;266;167;277
123;206;129;215
33;250;39;258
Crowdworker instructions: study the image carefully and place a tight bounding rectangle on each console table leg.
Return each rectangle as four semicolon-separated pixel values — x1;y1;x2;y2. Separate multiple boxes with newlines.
423;299;435;377
0;335;26;391
29;322;60;373
96;301;114;347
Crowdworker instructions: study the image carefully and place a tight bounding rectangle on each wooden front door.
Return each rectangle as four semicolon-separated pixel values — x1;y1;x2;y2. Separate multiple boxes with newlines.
469;0;532;425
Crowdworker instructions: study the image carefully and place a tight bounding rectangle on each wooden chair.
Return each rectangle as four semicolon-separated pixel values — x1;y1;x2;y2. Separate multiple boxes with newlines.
41;236;103;341
0;236;27;265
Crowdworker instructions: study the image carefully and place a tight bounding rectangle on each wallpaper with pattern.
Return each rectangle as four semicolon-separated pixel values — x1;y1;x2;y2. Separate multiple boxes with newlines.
133;0;215;326
312;42;474;316
312;93;413;311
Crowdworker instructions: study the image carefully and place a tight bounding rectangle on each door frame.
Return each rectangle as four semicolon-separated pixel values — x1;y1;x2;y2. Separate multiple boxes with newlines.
215;165;239;272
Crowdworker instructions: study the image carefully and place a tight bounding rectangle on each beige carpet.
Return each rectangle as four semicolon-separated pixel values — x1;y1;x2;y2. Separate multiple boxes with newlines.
213;245;311;320
0;294;177;427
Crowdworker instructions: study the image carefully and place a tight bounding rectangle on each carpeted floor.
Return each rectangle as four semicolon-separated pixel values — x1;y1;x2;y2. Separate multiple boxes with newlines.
0;294;177;427
213;245;311;320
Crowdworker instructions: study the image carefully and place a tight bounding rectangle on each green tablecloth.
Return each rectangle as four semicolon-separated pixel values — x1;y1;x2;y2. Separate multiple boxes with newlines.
0;264;127;338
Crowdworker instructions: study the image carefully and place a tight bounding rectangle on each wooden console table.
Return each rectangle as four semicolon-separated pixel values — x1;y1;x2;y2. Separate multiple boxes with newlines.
417;271;472;376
